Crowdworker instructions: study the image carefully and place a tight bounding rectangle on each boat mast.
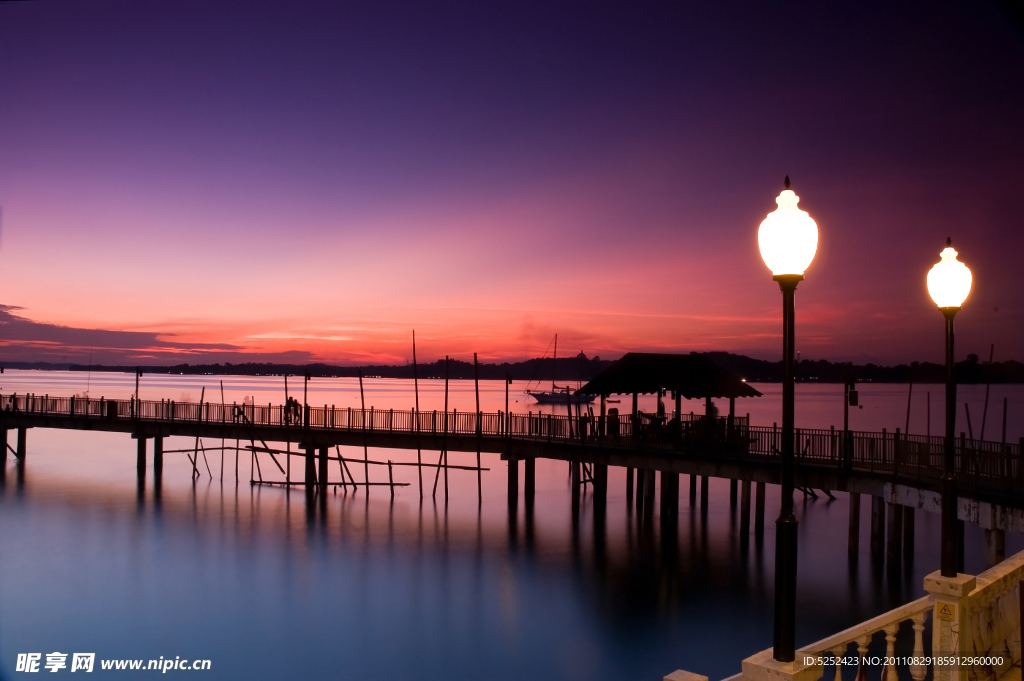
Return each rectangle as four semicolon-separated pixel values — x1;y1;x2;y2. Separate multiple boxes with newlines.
552;334;558;391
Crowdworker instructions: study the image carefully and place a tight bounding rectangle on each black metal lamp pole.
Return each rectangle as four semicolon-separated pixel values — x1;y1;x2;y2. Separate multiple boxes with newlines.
940;306;959;577
773;273;802;662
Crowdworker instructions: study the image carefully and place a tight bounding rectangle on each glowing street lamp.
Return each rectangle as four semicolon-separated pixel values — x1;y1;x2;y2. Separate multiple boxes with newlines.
758;176;818;663
927;238;972;578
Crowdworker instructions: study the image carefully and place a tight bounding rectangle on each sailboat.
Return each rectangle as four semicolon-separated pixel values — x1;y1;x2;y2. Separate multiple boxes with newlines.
524;334;596;405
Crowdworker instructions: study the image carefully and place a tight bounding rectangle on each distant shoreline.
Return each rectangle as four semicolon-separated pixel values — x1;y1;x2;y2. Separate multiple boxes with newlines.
2;351;1021;384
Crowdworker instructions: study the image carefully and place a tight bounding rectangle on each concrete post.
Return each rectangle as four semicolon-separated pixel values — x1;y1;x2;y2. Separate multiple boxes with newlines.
643;469;656;526
136;436;147;479
304;446;316;488
318;446;328;490
571;460;581;514
660;471;678;521
903;506;915;565
524;457;536;507
985;528;1005;567
153;437;163;485
740;480;752;536
636;467;646;514
848;492;861;557
593;463;607;515
754;481;766;537
507;457;519;511
924;571;976;681
870;496;885;558
887;501;903;572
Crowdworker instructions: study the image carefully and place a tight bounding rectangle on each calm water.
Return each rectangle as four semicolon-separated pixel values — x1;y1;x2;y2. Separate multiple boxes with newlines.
1;371;1022;680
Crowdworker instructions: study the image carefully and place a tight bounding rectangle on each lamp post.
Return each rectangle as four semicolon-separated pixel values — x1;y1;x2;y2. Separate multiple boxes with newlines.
926;238;972;578
758;176;818;662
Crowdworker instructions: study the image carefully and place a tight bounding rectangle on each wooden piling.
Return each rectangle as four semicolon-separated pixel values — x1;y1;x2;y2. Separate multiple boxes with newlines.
689;474;697;506
625;467;634;503
593;463;608;513
0;428;6;481
359;371;368;493
660;471;678;522
16;427;26;460
729;479;738;508
848;492;860;557
700;475;709;513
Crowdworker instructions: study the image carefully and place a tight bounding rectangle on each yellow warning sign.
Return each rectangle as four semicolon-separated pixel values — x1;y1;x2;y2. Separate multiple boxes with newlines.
937;603;955;621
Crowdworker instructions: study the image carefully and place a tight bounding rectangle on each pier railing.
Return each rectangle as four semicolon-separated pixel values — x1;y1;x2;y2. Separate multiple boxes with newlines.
2;392;1021;495
729;549;1024;681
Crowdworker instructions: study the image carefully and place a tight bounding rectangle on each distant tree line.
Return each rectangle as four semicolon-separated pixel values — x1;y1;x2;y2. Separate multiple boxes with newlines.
3;351;1022;383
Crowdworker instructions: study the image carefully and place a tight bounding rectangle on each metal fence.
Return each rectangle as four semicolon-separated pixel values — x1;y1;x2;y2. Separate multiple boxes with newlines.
3;391;1021;494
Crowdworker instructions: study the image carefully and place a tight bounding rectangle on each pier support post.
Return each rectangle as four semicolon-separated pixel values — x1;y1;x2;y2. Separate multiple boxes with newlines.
625;467;634;504
593;463;607;516
318;446;328;491
16;428;27;460
957;519;965;573
903;506;915;567
689;474;697;506
870;496;885;559
635;467;645;514
571;460;581;514
642;469;656;526
985;528;1005;567
730;479;738;509
136;437;147;479
848;492;861;558
886;501;903;572
700;475;709;514
524;457;536;507
740;480;751;536
507;457;519;511
0;428;6;478
304;446;316;489
660;471;678;525
754;482;765;537
153;437;163;486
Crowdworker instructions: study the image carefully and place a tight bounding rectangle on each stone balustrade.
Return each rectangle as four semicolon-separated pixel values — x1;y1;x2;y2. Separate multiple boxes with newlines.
667;550;1024;681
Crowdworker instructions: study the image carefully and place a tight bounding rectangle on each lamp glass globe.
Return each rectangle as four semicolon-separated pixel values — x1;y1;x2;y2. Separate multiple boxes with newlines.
927;244;972;309
758;189;818;276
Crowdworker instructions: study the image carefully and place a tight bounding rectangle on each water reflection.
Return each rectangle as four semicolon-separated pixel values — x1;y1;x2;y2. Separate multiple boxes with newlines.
1;433;1020;681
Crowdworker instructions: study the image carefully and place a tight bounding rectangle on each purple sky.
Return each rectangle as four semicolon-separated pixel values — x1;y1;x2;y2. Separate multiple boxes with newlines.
1;1;1022;366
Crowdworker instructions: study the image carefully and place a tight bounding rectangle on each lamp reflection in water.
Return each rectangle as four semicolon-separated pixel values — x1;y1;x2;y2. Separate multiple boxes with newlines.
926;238;972;578
757;176;818;662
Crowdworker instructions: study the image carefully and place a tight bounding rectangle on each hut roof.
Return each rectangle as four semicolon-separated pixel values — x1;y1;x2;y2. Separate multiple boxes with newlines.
576;352;762;399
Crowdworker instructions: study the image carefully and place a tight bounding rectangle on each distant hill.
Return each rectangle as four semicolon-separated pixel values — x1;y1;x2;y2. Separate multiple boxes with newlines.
2;352;1022;383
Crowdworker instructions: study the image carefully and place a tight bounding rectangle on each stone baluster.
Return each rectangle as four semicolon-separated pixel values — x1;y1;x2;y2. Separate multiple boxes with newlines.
856;636;870;681
910;610;928;681
883;623;898;681
831;645;845;681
